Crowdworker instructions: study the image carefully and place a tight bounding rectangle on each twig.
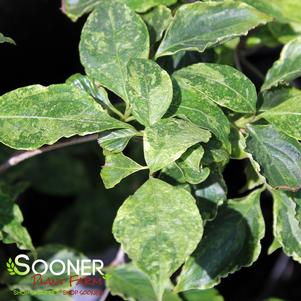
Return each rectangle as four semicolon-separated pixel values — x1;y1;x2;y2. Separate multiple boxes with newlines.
240;56;265;81
234;49;243;72
0;134;99;174
98;247;125;301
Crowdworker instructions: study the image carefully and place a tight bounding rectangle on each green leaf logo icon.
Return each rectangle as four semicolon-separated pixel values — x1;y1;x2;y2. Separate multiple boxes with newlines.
6;258;22;276
103;273;112;281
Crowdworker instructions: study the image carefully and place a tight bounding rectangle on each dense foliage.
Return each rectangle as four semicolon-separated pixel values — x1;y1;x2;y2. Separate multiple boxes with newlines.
1;0;301;300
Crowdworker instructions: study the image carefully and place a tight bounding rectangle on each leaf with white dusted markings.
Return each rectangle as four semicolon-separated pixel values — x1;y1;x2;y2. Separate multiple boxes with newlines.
272;190;301;263
262;37;301;90
98;128;139;153
126;59;173;126
66;73;114;110
170;77;231;151
144;118;211;172
259;86;301;111
192;167;227;221
61;0;99;21
156;1;271;58
0;33;15;45
261;95;301;140
113;178;203;300
177;146;210;185
62;0;177;21
173;63;257;113
0;84;130;150
246;124;301;191
125;0;177;13
176;189;264;291
107;264;182;301
101;151;146;189
242;0;301;24
79;0;149;103
143;5;172;43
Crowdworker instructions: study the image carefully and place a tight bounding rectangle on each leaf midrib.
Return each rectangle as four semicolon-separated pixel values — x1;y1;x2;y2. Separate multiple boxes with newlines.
248;128;295;187
0;115;105;123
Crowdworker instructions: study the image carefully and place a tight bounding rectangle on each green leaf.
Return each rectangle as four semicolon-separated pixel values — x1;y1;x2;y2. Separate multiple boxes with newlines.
240;158;265;193
242;0;301;24
124;0;177;12
0;33;15;45
0;186;33;251
182;289;224;301
62;0;177;21
66;73;114;110
177;146;210;185
269;22;301;44
170;77;231;151
0;84;130;150
107;264;182;301
202;139;230;166
176;189;264;291
170;50;215;72
101;151;146;189
126;59;173;126
192;167;227;221
113;178;203;300
160;162;186;185
262;37;301;91
272;190;301;263
215;39;240;66
268;238;281;255
98;128;139;153
260;95;301;140
62;0;99;21
144;118;211;172
229;126;247;160
156;1;271;58
79;0;149;103
173;63;257;113
246;24;279;48
246;124;301;191
142;5;172;44
2;205;34;252
259;86;301;111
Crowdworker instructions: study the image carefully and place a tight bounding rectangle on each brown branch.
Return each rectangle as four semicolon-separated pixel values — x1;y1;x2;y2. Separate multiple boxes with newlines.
0;134;99;174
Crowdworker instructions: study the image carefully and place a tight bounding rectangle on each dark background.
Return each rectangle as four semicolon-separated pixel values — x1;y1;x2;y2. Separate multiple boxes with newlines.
0;0;300;300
